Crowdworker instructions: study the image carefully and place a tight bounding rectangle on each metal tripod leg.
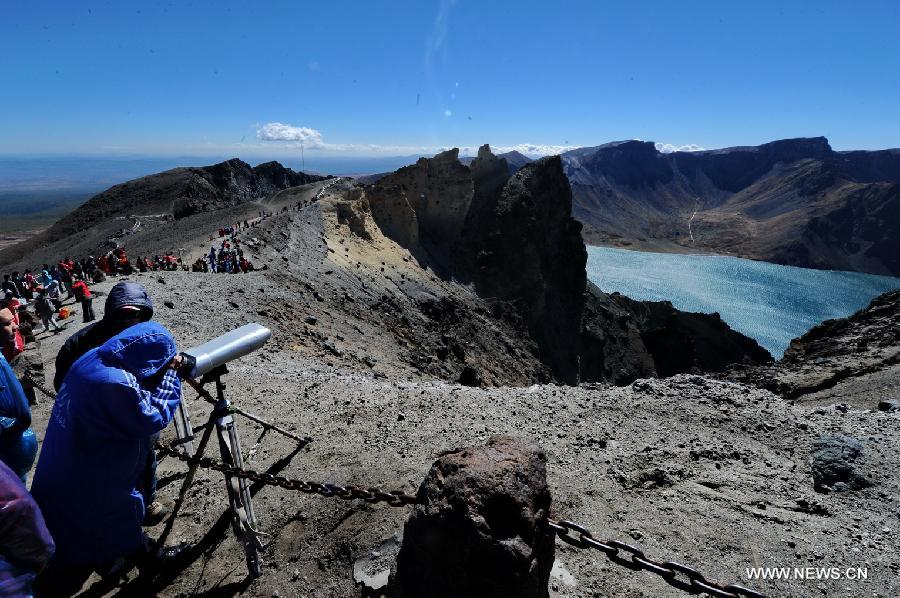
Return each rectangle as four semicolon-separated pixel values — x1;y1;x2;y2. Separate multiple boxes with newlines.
173;401;195;457
216;405;265;577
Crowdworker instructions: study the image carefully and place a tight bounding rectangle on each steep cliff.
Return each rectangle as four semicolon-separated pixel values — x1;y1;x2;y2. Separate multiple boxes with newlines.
580;283;772;384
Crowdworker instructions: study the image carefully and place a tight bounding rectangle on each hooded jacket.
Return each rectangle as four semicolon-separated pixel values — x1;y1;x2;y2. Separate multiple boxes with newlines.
31;322;181;566
53;281;154;391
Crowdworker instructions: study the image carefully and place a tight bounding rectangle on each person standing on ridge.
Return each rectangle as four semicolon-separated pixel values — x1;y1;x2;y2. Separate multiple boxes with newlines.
34;290;60;335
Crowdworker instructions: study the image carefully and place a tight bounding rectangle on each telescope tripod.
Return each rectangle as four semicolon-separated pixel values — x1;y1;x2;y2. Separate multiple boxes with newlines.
163;365;264;577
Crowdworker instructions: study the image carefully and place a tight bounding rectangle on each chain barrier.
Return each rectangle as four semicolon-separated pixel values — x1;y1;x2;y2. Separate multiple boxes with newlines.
156;441;417;507
26;373;763;597
548;519;764;598
23;373;58;401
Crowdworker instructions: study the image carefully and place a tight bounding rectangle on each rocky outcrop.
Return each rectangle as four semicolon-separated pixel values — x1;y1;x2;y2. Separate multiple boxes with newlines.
727;289;900;400
364;146;587;384
455;153;587;384
391;436;554;598
367;149;475;259
565;137;900;276
580;284;772;384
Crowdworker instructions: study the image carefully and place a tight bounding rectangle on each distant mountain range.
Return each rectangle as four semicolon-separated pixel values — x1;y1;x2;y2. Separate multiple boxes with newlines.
3;137;898;276
559;137;900;276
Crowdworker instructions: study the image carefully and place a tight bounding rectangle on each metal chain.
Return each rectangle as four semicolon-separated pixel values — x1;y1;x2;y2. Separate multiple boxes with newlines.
156;441;417;507
547;520;764;598
23;373;58;400
26;373;763;597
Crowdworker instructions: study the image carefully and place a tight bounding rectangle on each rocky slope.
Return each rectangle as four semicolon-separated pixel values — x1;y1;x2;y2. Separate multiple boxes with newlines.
581;284;772;384
727;289;900;405
0;158;327;269
564;137;900;276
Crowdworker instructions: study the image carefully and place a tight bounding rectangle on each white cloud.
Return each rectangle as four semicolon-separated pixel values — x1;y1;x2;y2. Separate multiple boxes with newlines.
255;123;575;158
654;142;705;153
257;123;324;147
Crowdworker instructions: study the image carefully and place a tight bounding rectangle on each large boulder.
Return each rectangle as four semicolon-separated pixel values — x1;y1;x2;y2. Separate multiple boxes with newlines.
391;436;555;598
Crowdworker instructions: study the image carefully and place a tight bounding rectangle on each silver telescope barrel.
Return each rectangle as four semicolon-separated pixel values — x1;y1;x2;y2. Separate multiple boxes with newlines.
182;323;272;379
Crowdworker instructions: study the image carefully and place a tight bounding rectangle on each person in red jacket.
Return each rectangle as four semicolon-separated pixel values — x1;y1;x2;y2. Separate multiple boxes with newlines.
97;255;110;274
70;280;95;323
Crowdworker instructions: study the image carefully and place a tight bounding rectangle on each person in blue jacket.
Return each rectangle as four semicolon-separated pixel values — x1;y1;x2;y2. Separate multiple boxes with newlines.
0;351;38;483
30;322;183;596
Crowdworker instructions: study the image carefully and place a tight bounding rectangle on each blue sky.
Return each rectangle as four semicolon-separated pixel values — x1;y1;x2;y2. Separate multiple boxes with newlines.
2;0;898;159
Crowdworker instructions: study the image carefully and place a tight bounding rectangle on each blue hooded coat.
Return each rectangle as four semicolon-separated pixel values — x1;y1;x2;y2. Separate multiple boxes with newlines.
0;354;36;482
31;322;181;566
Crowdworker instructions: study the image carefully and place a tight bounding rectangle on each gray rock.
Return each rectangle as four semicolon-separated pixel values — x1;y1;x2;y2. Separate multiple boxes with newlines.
391;435;554;598
304;315;317;325
878;399;899;412
811;435;871;493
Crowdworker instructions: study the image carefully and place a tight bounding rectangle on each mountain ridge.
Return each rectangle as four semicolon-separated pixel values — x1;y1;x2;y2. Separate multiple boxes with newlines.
563;136;900;275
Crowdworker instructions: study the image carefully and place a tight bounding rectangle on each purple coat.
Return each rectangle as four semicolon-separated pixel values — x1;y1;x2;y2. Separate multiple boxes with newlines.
0;458;54;596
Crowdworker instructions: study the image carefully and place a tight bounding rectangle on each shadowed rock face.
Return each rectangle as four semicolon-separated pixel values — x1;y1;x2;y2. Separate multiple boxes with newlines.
367;146;587;384
456;154;587;384
391;436;554;598
579;283;772;384
565;137;900;276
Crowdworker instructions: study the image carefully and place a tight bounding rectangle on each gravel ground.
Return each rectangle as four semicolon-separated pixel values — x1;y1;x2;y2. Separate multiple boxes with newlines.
24;269;900;598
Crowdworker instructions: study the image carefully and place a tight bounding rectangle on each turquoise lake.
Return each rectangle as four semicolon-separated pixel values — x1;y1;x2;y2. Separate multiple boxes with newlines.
585;247;900;358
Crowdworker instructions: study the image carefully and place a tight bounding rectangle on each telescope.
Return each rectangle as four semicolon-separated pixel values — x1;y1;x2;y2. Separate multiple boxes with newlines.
178;323;271;379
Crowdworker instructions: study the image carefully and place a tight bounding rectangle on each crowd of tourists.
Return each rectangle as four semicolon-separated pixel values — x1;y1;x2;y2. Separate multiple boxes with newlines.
192;227;255;274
